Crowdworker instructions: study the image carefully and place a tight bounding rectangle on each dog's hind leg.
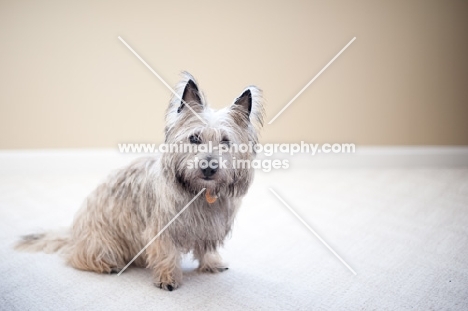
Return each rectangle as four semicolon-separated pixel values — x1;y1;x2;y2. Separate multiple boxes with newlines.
66;234;129;274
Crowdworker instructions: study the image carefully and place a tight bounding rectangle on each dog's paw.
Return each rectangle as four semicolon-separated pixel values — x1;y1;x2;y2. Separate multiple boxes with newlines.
198;265;229;273
109;268;122;274
154;281;179;291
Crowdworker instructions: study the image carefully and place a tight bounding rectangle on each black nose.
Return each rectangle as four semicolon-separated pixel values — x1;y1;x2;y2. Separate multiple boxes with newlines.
202;158;218;178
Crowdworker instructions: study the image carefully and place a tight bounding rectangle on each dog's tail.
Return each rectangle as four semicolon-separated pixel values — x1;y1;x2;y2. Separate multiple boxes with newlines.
15;229;70;253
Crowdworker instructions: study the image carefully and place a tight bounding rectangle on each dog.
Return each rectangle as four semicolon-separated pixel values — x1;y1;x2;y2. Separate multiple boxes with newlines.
15;72;264;291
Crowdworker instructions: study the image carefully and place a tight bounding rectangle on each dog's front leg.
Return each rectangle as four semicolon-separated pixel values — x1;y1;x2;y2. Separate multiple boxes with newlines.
146;236;182;291
194;244;229;273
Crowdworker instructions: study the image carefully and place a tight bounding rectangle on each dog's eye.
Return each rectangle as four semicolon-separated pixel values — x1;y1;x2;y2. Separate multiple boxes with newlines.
220;138;230;146
189;135;201;144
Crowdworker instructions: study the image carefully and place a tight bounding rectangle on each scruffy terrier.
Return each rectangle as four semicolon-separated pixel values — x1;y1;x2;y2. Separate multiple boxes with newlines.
16;72;264;291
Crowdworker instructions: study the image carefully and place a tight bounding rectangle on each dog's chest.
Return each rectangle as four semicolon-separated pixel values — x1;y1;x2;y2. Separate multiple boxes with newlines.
170;199;233;246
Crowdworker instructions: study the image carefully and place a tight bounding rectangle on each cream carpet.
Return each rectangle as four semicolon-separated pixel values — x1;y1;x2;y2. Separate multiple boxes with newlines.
1;151;467;310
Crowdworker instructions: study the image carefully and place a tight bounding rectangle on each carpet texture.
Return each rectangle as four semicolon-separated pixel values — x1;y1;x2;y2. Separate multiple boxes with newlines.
1;152;467;310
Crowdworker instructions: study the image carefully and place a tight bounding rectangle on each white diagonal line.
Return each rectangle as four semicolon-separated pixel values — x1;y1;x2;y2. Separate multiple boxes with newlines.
117;188;206;276
268;37;356;124
117;36;207;125
268;188;357;275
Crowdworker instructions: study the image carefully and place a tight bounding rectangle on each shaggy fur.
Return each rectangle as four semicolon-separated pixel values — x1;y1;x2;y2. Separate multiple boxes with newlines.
15;72;264;291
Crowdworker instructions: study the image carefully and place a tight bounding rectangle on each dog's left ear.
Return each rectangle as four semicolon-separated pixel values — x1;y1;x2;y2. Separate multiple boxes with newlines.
233;89;252;118
230;86;264;130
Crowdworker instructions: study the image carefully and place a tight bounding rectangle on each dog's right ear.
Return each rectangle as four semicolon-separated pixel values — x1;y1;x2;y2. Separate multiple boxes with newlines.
177;79;203;113
165;72;205;142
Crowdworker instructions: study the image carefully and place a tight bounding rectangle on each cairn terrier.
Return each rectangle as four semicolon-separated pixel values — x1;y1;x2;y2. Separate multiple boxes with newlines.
16;72;264;291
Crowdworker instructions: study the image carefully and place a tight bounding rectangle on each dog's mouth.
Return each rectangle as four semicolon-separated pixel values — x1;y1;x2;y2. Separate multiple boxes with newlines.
176;173;220;194
200;177;218;189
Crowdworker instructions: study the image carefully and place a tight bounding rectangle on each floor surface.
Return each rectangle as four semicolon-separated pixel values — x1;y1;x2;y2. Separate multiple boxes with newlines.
1;153;467;310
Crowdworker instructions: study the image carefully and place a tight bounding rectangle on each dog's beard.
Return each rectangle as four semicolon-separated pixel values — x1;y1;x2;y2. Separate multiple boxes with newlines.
173;163;254;199
174;171;228;196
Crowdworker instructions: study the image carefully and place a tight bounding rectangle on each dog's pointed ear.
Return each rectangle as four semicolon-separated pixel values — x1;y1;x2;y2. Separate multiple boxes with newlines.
177;79;202;113
230;85;265;130
230;85;265;143
233;89;252;118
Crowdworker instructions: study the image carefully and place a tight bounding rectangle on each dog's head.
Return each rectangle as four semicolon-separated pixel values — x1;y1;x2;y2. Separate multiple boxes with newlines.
162;72;265;197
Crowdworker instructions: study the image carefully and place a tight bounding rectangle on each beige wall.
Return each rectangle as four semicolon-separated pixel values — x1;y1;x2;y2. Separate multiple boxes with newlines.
1;0;467;149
